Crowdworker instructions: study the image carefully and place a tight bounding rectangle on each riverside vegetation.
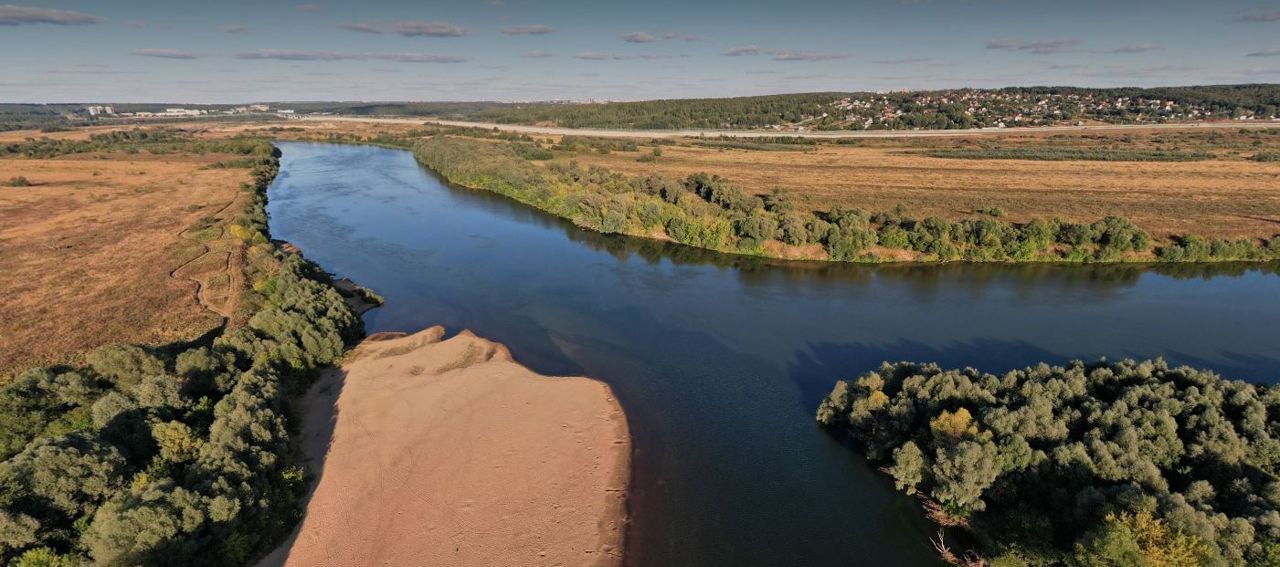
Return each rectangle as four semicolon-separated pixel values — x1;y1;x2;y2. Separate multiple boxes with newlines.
816;359;1280;567
0;138;365;565
412;136;1280;264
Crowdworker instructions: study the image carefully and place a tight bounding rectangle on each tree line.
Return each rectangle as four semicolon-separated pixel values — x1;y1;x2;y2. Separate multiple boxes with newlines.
411;136;1280;264
1;129;273;160
816;359;1280;567
0;143;365;565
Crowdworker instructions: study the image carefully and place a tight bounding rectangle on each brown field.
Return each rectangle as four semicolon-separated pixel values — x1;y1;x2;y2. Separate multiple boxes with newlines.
546;140;1280;241
0;149;254;377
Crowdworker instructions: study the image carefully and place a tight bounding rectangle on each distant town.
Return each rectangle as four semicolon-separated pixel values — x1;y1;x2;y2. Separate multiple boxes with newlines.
819;88;1279;130
83;103;296;119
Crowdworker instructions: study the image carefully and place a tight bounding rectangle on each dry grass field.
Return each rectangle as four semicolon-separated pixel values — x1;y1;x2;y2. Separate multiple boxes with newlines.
547;136;1280;241
0;145;254;377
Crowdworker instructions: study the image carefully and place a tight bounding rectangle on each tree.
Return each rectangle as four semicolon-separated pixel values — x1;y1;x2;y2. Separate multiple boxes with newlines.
12;547;77;567
931;440;1000;515
930;408;979;441
86;345;165;389
152;421;202;464
891;442;926;495
1075;510;1213;567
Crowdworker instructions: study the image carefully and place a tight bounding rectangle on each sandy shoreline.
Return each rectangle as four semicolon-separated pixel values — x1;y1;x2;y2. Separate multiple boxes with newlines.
258;327;630;567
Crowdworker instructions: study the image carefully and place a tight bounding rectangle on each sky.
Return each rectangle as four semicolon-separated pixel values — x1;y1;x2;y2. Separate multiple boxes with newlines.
2;0;1280;103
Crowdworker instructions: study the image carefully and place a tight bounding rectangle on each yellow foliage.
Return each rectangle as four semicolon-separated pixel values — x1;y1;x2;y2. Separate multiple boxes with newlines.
867;390;890;410
129;472;152;494
1107;509;1210;567
227;223;252;241
930;407;980;440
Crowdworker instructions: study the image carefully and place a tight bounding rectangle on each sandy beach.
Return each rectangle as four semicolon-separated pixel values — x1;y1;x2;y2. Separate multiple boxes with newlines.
258;327;630;567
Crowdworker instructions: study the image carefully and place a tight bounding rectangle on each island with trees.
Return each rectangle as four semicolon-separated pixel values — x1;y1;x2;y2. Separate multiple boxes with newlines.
816;359;1280;566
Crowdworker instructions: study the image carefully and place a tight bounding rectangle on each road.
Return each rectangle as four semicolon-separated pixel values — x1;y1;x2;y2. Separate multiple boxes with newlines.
299;115;1280;140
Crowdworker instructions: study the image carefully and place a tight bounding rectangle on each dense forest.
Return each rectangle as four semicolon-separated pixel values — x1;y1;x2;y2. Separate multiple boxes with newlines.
816;359;1280;566
451;85;1280;130
412;136;1280;264
0;138;365;565
0;129;282;160
0;105;84;133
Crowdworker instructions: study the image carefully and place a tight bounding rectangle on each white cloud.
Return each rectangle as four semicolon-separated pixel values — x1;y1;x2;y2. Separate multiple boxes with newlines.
337;21;467;37
621;31;657;43
986;38;1079;55
1236;11;1280;23
722;45;762;56
768;50;849;61
0;5;99;26
720;46;848;61
1102;43;1162;54
234;50;466;63
573;51;681;61
338;22;381;34
501;24;553;35
131;48;200;60
387;21;467;37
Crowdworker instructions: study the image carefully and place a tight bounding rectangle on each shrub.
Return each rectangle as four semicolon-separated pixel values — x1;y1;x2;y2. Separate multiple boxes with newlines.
85;345;165;390
4;176;31;187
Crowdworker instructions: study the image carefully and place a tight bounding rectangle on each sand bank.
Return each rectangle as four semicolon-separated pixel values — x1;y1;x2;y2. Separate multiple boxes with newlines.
259;327;630;567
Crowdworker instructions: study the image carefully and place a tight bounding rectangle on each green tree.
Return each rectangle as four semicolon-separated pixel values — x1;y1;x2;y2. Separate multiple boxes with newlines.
890;442;926;495
931;440;1000;515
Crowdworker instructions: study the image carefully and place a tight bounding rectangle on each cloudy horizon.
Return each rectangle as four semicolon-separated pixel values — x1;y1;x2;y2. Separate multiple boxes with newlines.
2;0;1279;103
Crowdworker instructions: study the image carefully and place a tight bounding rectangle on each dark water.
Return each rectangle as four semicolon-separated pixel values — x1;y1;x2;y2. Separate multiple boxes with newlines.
266;142;1280;567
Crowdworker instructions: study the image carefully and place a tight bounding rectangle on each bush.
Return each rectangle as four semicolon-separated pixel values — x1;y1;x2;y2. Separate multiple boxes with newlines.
1157;234;1279;262
86;345;166;390
4;176;31;187
511;143;553;161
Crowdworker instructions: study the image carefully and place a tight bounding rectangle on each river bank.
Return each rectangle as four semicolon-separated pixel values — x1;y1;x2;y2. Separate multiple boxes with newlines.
258;327;631;567
409;136;1280;266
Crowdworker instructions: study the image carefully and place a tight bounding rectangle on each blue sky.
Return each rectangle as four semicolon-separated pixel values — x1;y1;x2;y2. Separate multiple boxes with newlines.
2;0;1279;103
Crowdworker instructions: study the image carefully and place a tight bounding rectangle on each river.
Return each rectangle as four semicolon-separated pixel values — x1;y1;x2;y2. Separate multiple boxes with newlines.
266;141;1280;567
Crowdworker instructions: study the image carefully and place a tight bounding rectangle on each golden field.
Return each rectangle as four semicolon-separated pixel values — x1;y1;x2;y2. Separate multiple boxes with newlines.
543;132;1280;241
0;145;255;376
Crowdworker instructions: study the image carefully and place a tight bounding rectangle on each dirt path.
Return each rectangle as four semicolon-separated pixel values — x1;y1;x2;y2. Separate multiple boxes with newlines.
168;192;243;321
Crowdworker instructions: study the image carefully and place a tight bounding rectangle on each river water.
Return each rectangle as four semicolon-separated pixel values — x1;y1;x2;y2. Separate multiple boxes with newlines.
266;142;1280;567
